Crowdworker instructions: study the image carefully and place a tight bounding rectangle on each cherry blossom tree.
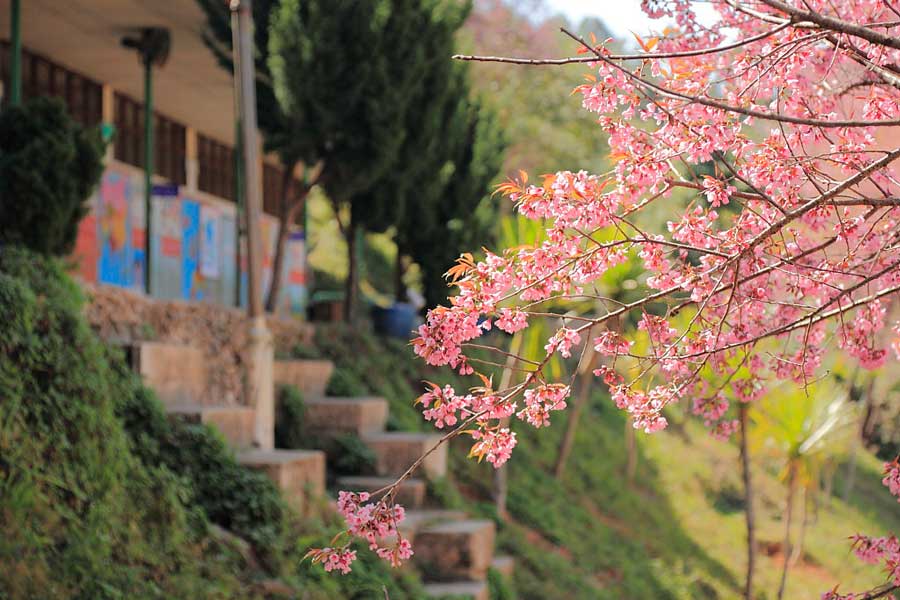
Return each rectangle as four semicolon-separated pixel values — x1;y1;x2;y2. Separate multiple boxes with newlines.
309;1;900;597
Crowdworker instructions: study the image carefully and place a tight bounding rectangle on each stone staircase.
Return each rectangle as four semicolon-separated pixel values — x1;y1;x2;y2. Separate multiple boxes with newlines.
275;358;510;600
130;343;511;599
131;341;325;514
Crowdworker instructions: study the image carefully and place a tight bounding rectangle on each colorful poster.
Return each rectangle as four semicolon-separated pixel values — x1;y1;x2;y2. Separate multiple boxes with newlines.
261;217;277;301
286;230;308;315
150;190;182;300
220;211;238;307
182;199;201;301
73;164;305;315
73;213;98;283
98;171;134;289
200;205;221;279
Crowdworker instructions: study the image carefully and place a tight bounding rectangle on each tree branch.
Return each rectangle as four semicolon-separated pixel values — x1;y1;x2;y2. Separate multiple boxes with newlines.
759;0;900;50
559;27;900;128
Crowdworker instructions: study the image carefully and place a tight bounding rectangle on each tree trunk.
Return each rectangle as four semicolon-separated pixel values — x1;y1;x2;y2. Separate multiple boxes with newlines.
738;403;756;600
394;249;406;303
625;419;637;482
493;331;523;519
843;438;858;502
265;165;303;313
554;324;599;479
790;487;808;566
777;462;797;600
343;219;359;323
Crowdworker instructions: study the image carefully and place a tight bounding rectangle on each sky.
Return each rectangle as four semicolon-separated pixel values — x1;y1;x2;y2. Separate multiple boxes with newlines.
541;1;718;37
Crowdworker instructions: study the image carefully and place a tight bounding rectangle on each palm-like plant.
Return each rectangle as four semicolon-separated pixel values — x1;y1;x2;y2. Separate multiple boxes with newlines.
749;381;858;600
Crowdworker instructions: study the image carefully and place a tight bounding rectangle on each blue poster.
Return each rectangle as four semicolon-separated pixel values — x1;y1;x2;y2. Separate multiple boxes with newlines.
182;199;201;300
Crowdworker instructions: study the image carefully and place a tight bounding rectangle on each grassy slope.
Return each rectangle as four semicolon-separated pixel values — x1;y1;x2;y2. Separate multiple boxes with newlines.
313;326;900;600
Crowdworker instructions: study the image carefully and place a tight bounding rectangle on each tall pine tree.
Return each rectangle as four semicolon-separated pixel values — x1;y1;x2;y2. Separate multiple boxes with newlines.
269;0;452;321
198;0;498;319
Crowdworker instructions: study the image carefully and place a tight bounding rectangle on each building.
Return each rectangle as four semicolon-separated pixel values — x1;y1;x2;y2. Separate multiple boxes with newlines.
0;0;307;314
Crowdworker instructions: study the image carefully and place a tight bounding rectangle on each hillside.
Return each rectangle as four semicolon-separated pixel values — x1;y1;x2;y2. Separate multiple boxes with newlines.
309;325;900;600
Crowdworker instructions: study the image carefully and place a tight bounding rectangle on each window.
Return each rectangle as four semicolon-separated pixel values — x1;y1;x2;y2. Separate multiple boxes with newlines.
155;113;186;185
113;92;186;185
263;162;284;217
197;133;235;201
0;42;102;126
113;93;142;168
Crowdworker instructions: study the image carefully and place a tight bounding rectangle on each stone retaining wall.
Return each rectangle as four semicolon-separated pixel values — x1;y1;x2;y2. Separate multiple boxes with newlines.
85;283;313;405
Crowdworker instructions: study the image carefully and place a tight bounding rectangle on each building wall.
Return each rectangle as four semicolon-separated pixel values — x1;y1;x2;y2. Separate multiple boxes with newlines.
1;42;308;316
72;160;308;315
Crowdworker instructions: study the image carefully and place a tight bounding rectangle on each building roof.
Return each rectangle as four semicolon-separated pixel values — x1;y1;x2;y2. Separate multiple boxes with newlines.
1;0;237;144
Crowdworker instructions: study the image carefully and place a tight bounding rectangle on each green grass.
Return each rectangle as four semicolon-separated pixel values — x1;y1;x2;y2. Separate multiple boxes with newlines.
310;325;900;600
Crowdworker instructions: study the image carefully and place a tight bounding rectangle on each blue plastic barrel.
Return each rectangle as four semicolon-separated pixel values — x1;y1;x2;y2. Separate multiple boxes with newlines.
371;302;417;338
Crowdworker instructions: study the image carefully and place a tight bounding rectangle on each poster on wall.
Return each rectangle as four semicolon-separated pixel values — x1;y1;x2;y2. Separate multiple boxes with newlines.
261;217;277;302
286;230;308;315
72;189;99;283
182;199;202;301
200;205;221;279
220;211;238;308
150;185;182;300
98;171;134;289
129;173;147;292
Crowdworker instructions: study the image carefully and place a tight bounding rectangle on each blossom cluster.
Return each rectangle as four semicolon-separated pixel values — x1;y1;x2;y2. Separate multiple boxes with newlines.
320;0;900;575
306;492;411;574
827;459;900;597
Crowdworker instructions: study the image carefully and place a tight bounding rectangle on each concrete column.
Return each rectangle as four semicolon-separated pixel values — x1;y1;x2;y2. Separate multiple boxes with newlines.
249;315;274;449
233;0;274;450
185;126;199;191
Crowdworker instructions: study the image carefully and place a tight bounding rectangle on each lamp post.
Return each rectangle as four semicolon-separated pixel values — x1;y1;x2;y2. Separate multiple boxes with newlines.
231;0;274;450
122;28;170;295
9;0;21;106
230;6;244;308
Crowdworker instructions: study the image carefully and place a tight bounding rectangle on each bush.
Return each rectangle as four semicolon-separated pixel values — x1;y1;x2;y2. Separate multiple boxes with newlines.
114;376;291;569
290;343;323;359
326;364;370;397
0;97;105;255
275;384;307;449
488;567;516;600
0;246;427;598
0;246;241;599
329;433;378;476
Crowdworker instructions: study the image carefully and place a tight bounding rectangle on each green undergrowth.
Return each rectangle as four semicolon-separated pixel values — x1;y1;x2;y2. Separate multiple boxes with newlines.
308;323;900;600
0;248;424;600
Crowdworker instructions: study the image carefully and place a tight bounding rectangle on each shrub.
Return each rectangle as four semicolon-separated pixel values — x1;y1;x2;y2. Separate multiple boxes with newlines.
275;384;307;449
488;567;516;600
326;364;370;397
0;246;240;599
0;247;426;598
114;376;291;569
0;97;105;255
290;343;322;359
330;433;378;476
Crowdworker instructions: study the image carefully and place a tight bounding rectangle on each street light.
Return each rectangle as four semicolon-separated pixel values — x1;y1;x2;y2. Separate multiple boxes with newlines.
121;27;171;295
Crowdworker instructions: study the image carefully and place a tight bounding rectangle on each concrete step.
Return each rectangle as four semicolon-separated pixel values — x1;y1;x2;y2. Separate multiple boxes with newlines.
414;519;496;582
491;554;515;578
167;404;255;449
238;449;325;515
400;509;467;538
305;396;388;436
274;359;334;398
132;341;207;406
361;432;447;479
423;581;489;600
335;475;426;509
